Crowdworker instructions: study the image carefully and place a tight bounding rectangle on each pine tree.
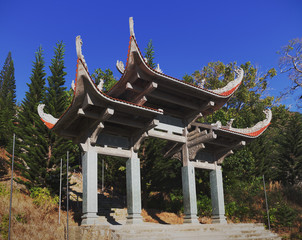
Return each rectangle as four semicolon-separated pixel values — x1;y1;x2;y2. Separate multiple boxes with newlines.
15;47;50;189
44;41;79;194
144;40;156;69
275;113;302;185
0;52;16;147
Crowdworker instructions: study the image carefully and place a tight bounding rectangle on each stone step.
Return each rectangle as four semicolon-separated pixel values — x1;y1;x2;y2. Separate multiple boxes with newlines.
70;223;281;240
110;224;281;240
112;224;267;234
112;231;280;240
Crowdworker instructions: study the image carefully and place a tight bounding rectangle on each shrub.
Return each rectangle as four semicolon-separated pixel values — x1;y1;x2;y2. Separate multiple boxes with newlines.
30;187;59;210
0;183;9;196
166;192;183;214
15;212;27;224
0;214;9;239
197;194;212;217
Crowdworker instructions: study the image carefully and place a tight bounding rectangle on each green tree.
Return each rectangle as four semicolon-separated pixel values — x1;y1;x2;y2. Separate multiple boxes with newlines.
43;42;79;193
15;47;50;189
144;39;156;69
0;52;16;147
275;112;302;185
91;68;117;92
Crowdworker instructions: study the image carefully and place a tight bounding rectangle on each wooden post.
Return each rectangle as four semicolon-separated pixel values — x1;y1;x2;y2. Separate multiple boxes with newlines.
8;134;15;240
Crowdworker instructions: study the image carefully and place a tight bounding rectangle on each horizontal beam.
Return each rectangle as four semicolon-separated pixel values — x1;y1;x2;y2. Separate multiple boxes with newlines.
108;116;146;129
148;129;186;143
190;161;221;170
94;146;131;158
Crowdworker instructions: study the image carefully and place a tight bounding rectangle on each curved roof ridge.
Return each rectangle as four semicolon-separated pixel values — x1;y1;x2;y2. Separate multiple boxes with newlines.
130;30;243;98
220;109;272;137
108;17;244;99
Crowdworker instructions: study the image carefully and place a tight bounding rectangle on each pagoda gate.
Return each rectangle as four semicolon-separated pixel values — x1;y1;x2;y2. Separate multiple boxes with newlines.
38;17;272;225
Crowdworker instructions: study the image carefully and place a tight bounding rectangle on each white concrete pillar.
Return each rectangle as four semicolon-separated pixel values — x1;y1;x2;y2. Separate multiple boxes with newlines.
210;168;227;224
182;165;199;224
126;151;143;224
81;150;99;225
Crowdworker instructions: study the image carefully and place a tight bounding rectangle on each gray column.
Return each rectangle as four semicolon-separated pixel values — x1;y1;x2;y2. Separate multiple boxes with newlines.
81;150;99;225
210;168;227;224
126;151;143;224
182;165;199;224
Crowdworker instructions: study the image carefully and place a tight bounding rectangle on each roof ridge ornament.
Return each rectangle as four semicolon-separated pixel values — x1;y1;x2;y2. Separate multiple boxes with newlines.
97;79;104;92
71;80;76;91
116;60;125;74
197;79;206;88
211;68;244;95
76;35;88;71
155;63;163;73
129;17;135;37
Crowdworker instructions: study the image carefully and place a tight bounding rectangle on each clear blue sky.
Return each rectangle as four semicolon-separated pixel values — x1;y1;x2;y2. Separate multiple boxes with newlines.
0;0;301;111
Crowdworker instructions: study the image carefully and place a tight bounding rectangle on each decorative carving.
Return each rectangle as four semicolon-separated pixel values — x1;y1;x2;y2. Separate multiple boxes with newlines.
37;104;59;127
211;121;222;129
172;151;182;161
133;132;148;152
155;64;163;73
116;60;125;74
97;79;104;92
76;35;88;71
217;150;233;164
225;109;272;135
188;143;205;160
211;68;244;95
226;119;234;129
90;122;104;145
197;79;206;88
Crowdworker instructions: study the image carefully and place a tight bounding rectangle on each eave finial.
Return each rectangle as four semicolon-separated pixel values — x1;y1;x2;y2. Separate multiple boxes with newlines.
129;17;135;37
211;68;244;96
223;109;272;136
76;35;88;71
37;104;59;129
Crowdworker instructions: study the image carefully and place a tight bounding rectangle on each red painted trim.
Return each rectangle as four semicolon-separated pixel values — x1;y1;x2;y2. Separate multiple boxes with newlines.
40;118;55;129
218;82;242;96
221;123;271;137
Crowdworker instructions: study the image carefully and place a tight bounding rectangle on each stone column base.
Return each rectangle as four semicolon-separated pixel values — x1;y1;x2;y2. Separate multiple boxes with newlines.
81;213;101;225
183;215;200;224
126;214;143;224
211;215;227;224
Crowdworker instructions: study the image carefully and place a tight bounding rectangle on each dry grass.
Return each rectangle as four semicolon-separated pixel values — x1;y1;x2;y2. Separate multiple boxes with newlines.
142;209;184;224
0;181;77;240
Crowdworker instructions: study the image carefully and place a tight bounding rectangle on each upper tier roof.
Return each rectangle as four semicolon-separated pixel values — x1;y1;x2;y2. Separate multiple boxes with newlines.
107;17;244;120
37;17;272;147
38;52;162;142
